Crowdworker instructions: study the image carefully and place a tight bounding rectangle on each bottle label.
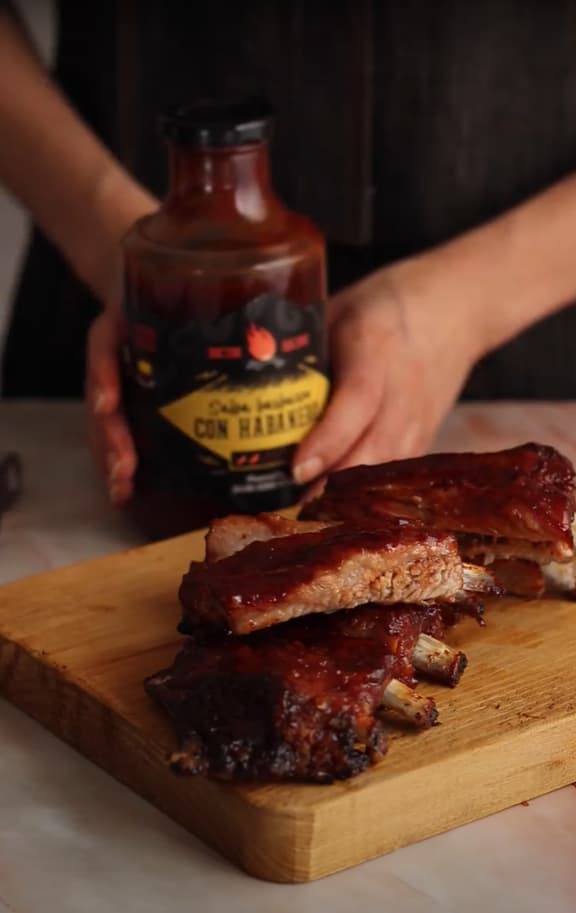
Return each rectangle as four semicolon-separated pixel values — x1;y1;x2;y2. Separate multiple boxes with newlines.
123;293;329;506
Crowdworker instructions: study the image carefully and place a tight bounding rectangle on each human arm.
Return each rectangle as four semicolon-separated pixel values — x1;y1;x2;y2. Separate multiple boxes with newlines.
0;7;157;498
0;7;155;301
293;173;576;483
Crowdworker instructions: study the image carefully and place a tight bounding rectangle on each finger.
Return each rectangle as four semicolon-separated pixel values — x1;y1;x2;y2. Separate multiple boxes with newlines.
88;410;137;495
87;312;124;416
293;306;393;482
292;376;384;484
102;412;137;480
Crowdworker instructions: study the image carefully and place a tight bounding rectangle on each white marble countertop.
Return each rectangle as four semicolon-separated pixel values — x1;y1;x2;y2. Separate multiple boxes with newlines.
2;400;576;913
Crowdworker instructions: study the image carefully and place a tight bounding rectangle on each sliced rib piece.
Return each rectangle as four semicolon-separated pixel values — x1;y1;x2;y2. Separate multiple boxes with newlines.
145;601;465;782
205;515;496;604
145;633;395;783
301;443;575;559
205;513;336;563
179;520;496;635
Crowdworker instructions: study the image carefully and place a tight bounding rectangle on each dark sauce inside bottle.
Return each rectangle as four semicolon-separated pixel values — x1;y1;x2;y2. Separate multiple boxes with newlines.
121;100;329;539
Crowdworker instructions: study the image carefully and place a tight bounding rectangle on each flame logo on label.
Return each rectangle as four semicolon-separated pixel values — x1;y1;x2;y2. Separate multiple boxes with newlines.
246;323;277;362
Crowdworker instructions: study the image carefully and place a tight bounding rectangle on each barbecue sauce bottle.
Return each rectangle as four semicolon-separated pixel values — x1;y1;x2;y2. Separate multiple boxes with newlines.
121;100;329;540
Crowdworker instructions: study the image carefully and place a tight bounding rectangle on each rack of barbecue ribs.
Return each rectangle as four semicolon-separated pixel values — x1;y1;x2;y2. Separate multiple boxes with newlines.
300;443;576;598
145;442;576;783
149;517;492;782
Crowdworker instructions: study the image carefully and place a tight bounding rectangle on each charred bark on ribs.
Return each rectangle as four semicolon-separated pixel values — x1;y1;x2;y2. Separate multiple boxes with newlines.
145;603;461;783
146;632;393;783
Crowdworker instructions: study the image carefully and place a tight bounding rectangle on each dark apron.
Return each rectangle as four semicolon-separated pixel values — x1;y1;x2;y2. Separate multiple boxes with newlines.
5;0;576;398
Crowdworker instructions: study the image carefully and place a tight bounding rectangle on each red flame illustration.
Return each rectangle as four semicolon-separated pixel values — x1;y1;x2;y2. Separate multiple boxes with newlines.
246;323;277;361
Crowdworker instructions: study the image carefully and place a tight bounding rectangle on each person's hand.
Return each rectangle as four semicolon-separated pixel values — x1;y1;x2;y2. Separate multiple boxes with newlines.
86;308;136;505
293;264;482;484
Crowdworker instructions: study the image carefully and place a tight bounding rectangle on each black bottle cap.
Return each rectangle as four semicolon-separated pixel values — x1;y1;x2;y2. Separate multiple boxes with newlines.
159;98;274;147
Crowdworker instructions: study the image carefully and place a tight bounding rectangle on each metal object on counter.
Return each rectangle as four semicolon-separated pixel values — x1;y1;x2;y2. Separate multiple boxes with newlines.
0;453;23;522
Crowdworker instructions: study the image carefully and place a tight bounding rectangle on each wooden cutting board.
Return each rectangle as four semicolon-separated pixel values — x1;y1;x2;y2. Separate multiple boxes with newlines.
1;530;576;883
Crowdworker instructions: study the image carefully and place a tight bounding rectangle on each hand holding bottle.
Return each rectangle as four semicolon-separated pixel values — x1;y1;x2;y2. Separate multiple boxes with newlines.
87;308;136;505
86;258;479;509
86;156;576;513
294;169;576;482
293;263;479;484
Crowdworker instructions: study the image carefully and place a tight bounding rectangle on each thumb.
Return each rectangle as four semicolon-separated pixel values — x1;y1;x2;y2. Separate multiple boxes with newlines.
292;304;385;483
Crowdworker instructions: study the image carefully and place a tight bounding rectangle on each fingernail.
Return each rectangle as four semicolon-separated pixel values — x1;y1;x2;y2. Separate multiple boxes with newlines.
293;456;323;485
93;388;107;414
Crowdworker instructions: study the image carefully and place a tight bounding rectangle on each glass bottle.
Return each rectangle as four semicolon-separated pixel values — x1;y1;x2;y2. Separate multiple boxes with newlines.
121;100;329;539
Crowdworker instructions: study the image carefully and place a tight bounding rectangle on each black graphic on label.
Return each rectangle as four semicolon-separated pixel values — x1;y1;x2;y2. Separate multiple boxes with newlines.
122;293;329;506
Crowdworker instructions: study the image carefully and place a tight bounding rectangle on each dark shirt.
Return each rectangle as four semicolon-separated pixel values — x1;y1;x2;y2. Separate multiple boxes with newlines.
5;0;576;398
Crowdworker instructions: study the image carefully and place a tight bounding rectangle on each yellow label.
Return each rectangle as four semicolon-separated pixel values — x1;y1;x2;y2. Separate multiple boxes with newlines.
159;367;329;465
136;358;153;377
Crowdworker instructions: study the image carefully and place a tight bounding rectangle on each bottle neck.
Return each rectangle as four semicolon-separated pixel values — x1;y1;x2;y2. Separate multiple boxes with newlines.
166;141;275;221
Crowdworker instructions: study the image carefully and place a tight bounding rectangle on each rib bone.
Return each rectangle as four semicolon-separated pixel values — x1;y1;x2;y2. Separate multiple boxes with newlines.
380;678;438;728
412;633;468;687
462;563;502;596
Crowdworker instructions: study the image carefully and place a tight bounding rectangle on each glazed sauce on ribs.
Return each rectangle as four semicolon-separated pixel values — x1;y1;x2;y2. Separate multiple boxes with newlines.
179;519;461;634
302;443;576;560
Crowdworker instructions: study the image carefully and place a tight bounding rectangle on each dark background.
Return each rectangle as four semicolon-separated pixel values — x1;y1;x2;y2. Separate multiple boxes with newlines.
4;0;576;400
